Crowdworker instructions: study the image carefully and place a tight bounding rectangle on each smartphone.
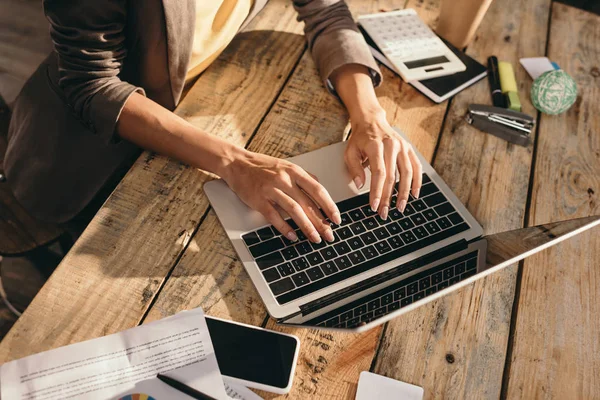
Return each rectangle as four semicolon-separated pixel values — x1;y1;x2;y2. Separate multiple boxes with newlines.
205;316;300;394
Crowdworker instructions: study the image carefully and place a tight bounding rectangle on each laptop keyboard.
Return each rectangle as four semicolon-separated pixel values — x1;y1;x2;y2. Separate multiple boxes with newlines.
242;173;470;305
307;250;479;329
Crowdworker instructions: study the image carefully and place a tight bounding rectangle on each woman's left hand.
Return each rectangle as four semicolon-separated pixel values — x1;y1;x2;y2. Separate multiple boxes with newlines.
344;109;423;220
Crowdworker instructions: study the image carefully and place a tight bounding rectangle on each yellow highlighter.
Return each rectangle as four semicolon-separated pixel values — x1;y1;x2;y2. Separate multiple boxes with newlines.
498;61;521;112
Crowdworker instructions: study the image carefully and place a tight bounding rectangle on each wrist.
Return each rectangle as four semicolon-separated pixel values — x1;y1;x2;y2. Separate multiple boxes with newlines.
213;142;249;183
349;103;386;126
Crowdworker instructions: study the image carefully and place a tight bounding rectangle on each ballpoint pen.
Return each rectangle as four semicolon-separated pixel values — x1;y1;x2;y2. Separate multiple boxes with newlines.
487;56;506;108
157;374;218;400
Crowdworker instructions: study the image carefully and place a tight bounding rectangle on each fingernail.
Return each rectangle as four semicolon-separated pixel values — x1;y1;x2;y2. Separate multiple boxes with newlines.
286;231;298;242
414;188;420;199
371;198;380;212
398;199;407;212
354;177;364;189
332;212;342;225
310;231;322;244
381;206;389;220
324;228;335;242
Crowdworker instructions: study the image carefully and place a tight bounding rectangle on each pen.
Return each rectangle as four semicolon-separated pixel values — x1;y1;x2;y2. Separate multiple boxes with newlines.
157;374;218;400
487;56;506;108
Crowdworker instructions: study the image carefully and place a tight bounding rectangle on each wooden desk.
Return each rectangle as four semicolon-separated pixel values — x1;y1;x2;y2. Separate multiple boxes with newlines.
1;0;598;398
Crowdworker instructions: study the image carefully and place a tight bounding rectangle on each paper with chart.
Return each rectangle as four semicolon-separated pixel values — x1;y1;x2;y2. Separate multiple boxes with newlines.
0;307;228;400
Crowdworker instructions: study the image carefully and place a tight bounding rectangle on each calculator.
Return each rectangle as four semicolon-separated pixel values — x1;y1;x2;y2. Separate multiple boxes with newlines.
358;9;466;82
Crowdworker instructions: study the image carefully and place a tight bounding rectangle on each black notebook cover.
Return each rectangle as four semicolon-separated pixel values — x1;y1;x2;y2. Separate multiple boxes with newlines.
359;24;488;103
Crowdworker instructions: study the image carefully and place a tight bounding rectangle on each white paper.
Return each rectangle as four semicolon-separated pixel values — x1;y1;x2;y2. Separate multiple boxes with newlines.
224;382;263;400
520;57;556;80
355;371;423;400
1;308;228;400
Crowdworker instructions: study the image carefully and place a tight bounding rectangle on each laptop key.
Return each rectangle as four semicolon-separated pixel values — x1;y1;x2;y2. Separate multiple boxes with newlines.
403;204;416;216
412;199;427;212
448;213;465;226
262;267;281;283
374;227;390;240
312;240;327;250
362;245;378;260
389;301;400;311
281;247;299;260
382;293;393;305
419;276;431;290
341;310;353;321
361;205;378;217
443;267;455;279
388;236;403;249
361;311;374;321
368;298;380;311
374;307;387;317
414;291;425;301
270;278;295;296
278;262;295;276
355;304;367;316
413;226;428;239
400;231;417;244
400;297;413;307
325;317;339;327
398;218;415;230
295;241;313;255
337;227;353;240
419;182;438;197
360;231;377;245
242;232;260;246
349;237;365;250
292;257;309;271
407;282;419;295
349;209;365;222
348;317;361;327
410;213;427;226
423;192;446;207
292;272;310;287
424;221;441;234
340;213;351;225
449;276;460;285
423;209;438;221
334;255;352;270
257;226;275;241
425;287;436;296
320;247;337;261
375;241;392;254
436;216;452;229
432;271;443;284
386;222;402;235
422;173;431;184
249;237;285;258
256;251;284;270
466;257;477;270
434;202;455;217
307;266;325;281
307;252;324;266
393;287;406;301
295;230;307;242
320;261;338;276
350;221;366;235
333;241;351;255
389;208;403;220
348;251;366;265
363;217;379;230
455;262;466;274
438;281;449;290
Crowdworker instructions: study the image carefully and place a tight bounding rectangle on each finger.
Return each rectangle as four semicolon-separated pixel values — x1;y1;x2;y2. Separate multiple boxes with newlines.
295;169;341;225
289;186;335;243
380;139;399;220
260;203;298;242
344;145;366;190
366;142;386;213
271;189;321;243
396;146;413;212
408;149;423;198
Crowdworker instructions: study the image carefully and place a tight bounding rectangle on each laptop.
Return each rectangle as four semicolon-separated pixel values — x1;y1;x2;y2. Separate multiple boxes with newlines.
204;130;600;332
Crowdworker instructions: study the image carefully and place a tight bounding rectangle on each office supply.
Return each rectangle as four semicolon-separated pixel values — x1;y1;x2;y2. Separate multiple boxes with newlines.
207;316;299;394
158;374;217;400
531;69;577;114
488;56;506;107
466;104;534;146
205;126;599;332
359;25;487;103
0;307;229;400
498;61;522;111
520;57;558;80
355;371;424;400
357;9;466;82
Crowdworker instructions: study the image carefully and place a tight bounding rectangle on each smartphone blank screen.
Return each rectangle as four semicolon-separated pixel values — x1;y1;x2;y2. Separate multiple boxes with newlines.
205;317;297;389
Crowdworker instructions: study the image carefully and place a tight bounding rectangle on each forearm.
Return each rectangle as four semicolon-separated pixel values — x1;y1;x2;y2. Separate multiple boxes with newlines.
116;93;243;178
331;64;384;121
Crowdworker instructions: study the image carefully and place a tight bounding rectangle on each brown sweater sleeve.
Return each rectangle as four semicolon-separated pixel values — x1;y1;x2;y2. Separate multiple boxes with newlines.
292;0;382;94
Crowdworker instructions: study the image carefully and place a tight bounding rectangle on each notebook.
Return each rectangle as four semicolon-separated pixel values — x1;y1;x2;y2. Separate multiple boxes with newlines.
358;24;487;103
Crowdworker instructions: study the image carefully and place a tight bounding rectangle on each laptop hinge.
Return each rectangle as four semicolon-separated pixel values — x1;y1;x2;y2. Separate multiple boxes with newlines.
297;239;469;317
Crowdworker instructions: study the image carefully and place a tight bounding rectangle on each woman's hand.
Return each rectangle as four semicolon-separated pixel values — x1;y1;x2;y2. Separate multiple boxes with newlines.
220;149;341;244
331;64;423;220
345;109;423;220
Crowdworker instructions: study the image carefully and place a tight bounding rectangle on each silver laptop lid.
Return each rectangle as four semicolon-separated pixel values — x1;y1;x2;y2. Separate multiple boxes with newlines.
281;216;600;332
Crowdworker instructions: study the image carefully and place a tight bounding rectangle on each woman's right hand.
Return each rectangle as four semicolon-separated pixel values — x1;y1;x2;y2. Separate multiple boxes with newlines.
219;149;341;244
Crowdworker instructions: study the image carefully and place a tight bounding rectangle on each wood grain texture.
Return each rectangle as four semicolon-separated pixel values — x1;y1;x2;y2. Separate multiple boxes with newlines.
372;0;551;398
505;3;600;398
0;0;307;363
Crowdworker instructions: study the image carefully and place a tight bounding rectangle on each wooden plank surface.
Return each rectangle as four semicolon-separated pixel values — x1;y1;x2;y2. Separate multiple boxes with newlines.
0;0;307;362
371;0;551;398
505;3;600;398
144;2;454;399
